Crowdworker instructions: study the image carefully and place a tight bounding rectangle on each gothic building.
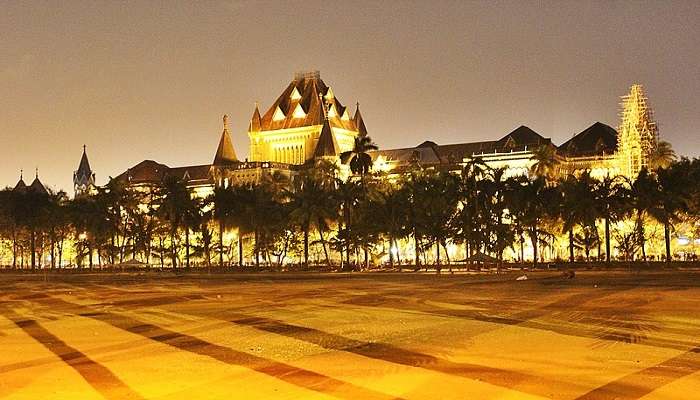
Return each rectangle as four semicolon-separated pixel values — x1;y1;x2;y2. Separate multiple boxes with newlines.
113;71;364;195
104;76;659;197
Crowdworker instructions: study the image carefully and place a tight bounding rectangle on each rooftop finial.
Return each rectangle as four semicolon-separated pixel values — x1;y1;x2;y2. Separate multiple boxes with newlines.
20;169;23;180
319;92;328;120
83;144;86;153
223;114;229;131
35;167;38;179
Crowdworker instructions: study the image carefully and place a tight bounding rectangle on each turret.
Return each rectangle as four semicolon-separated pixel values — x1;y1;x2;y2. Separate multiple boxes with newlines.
213;115;238;165
313;93;339;159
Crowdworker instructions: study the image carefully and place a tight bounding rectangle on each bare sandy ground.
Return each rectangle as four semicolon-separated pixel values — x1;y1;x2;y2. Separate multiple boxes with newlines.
0;271;698;399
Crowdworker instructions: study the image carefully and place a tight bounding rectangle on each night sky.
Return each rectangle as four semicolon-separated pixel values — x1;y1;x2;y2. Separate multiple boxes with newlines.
2;1;699;192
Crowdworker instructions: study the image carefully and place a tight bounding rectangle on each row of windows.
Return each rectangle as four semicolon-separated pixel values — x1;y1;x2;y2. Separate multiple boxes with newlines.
275;145;305;164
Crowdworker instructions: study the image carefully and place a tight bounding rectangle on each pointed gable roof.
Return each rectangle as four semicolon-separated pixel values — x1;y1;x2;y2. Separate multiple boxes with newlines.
29;177;48;195
249;104;262;132
354;102;368;137
497;125;548;148
213;115;238;165
28;170;48;195
257;71;358;132
559;122;618;157
13;171;27;193
115;160;169;184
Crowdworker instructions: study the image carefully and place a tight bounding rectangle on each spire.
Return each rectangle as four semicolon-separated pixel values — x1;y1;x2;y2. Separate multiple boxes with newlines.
313;94;338;158
249;103;262;132
213;114;238;165
76;145;92;179
354;102;368;137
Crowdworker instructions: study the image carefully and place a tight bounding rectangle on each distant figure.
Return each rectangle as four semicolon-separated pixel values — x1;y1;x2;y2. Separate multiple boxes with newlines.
562;270;576;279
516;274;528;281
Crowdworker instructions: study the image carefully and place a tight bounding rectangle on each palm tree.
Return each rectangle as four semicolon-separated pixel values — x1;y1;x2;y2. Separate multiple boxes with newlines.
335;179;363;269
480;168;515;266
340;134;378;175
406;171;459;271
649;141;676;171
508;176;556;268
629;169;662;261
370;181;409;269
652;163;689;263
455;158;490;264
289;171;338;267
559;172;597;263
529;145;560;182
594;175;629;264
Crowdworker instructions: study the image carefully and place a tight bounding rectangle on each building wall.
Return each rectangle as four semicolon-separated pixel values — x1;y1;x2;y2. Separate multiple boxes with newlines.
248;125;356;164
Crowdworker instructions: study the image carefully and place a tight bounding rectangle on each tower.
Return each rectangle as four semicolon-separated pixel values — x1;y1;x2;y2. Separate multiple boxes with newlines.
73;145;96;197
617;84;659;178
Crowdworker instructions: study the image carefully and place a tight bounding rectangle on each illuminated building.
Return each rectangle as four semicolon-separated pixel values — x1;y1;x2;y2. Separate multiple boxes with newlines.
114;71;363;193
371;84;658;181
107;76;658;197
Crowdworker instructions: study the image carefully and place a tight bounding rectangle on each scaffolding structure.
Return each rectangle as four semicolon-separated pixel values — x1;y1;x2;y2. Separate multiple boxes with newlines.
617;84;659;178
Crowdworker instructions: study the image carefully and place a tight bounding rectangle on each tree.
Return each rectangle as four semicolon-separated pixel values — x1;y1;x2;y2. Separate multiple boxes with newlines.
629;169;662;262
652;163;689;263
340;134;378;176
649;141;676;171
480;168;515;266
368;181;409;269
559;172;597;263
594;175;629;264
529;145;560;182
408;170;459;271
455;158;490;265
45;190;71;269
334;179;364;269
212;186;235;268
289;170;338;268
508;176;556;268
154;176;194;269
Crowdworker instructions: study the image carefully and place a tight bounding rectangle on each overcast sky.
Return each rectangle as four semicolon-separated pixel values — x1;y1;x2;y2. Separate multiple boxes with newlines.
2;0;699;191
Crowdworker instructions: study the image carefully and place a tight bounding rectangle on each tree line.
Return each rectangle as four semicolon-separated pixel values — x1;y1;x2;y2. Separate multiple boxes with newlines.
1;140;699;271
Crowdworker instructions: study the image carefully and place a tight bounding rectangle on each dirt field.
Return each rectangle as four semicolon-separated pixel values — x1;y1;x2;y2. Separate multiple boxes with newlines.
0;271;698;399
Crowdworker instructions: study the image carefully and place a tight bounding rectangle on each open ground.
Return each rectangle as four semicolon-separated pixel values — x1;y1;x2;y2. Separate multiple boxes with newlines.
0;271;699;399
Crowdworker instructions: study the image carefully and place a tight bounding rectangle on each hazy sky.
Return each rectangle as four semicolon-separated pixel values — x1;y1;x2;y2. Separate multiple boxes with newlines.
2;0;699;191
